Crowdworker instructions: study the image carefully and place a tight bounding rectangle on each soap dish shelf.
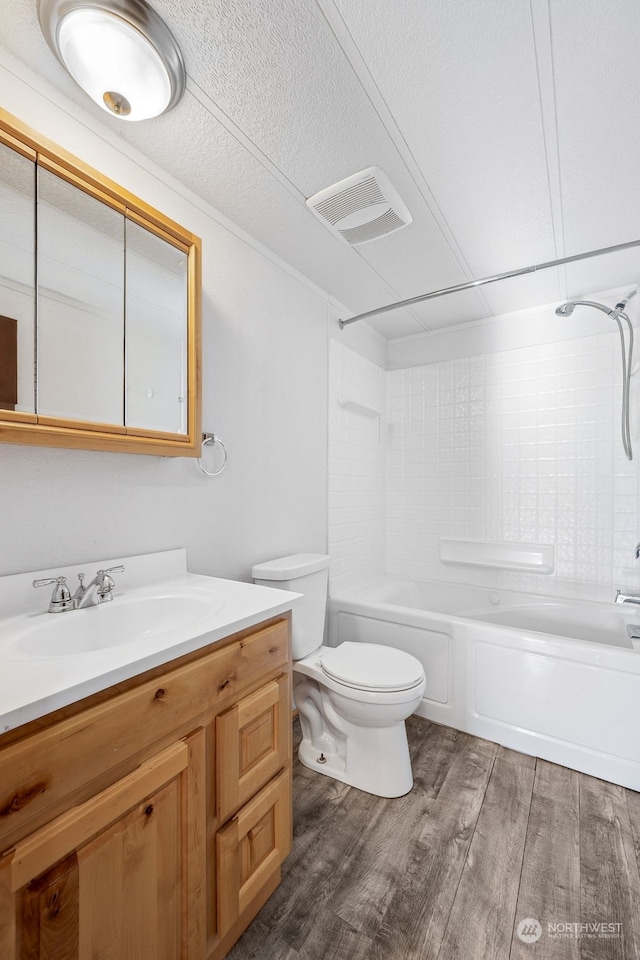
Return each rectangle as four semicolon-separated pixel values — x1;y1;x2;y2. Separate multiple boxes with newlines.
338;397;381;419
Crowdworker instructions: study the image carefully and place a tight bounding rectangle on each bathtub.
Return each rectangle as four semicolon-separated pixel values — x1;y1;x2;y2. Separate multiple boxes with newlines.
328;577;640;791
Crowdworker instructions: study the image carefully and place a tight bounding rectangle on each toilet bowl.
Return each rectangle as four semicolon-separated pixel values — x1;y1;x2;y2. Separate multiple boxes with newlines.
252;554;426;798
294;641;425;797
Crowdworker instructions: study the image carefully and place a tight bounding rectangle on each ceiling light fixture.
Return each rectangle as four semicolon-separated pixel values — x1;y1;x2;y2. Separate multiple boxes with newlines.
38;0;186;121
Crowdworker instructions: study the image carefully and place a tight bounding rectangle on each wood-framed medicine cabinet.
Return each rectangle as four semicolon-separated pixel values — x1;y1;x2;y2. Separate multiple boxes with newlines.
0;108;201;457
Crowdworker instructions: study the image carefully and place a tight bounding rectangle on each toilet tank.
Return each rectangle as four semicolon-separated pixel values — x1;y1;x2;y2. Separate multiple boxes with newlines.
252;554;329;660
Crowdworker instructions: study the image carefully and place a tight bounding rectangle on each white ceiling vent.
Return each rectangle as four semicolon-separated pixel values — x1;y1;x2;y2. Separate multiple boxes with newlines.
306;167;412;246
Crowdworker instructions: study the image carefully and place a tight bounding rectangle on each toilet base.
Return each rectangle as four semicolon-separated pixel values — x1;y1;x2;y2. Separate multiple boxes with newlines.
297;718;415;798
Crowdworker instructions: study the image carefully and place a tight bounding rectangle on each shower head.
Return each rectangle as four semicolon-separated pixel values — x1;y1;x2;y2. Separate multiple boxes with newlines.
554;291;636;461
555;298;614;318
556;286;638;320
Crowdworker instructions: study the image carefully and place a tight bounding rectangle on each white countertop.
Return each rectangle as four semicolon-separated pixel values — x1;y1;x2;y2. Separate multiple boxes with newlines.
0;549;300;733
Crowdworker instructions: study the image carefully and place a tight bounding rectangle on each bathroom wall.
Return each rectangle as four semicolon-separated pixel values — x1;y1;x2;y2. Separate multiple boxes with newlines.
329;304;640;602
328;339;386;593
0;51;329;581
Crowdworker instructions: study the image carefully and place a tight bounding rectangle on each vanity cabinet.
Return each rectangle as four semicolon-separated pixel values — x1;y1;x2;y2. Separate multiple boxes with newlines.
0;616;292;960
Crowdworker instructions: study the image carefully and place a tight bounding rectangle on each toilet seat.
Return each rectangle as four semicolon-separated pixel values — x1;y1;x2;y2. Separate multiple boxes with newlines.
320;641;425;693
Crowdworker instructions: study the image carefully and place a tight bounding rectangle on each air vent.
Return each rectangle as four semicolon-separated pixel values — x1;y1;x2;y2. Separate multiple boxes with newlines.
306;167;412;246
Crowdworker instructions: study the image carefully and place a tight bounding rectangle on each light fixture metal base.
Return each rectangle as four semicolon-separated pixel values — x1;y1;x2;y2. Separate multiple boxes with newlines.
38;0;186;119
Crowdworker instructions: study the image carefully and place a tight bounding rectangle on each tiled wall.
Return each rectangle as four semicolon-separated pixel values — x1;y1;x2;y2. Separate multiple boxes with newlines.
328;339;386;593
329;331;640;602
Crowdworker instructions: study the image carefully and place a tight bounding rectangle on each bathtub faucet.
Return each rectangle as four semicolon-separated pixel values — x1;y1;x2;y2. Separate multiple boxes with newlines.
615;589;640;605
636;541;640;560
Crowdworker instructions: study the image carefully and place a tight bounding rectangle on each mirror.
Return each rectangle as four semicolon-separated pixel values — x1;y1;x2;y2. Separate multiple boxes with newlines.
37;167;125;426
125;219;187;435
0;140;35;417
0;110;201;456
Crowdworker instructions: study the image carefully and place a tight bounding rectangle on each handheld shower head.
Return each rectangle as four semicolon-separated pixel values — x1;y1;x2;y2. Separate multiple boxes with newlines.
556;298;622;320
554;291;636;460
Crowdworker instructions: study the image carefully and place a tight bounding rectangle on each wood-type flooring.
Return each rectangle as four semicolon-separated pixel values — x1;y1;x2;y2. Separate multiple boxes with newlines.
226;717;640;960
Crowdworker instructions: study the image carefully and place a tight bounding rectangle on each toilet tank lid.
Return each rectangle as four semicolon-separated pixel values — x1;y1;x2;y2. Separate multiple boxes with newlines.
252;553;330;580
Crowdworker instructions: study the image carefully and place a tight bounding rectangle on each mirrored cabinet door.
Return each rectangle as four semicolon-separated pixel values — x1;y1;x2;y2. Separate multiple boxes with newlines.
36;168;125;426
0;140;35;416
125;219;187;435
0;109;201;457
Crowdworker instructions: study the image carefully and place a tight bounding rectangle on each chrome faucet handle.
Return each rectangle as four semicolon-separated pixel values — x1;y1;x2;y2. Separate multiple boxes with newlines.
95;565;124;598
32;575;74;613
100;573;115;593
635;542;640;560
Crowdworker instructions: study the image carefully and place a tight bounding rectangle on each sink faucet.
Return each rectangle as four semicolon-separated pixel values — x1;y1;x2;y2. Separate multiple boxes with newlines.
75;566;125;609
33;565;125;613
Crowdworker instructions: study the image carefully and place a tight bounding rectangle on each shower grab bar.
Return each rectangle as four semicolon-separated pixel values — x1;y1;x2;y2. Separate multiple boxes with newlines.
338;237;640;329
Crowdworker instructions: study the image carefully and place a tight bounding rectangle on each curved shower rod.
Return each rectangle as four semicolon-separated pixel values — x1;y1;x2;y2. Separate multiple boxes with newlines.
338;237;640;329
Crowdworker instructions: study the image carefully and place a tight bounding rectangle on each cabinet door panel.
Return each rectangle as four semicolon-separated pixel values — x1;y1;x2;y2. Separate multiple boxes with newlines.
18;854;78;960
36;166;125;426
0;855;15;960
11;741;188;890
76;779;178;960
216;674;290;823
0;140;35;417
216;768;291;938
6;732;204;960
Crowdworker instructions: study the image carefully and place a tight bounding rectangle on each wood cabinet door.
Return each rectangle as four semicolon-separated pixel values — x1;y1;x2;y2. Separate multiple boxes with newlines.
216;674;290;823
216;768;291;939
2;731;205;960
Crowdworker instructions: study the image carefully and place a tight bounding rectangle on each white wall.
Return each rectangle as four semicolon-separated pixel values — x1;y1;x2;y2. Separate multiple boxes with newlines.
0;52;329;580
328;339;386;593
387;331;639;601
329;300;640;603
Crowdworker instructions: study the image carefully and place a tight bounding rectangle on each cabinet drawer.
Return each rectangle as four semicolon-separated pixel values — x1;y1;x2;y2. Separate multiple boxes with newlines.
0;619;289;849
216;673;291;823
216;768;291;939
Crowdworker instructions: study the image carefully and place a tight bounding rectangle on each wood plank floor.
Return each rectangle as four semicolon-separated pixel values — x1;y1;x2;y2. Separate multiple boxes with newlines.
226;717;640;960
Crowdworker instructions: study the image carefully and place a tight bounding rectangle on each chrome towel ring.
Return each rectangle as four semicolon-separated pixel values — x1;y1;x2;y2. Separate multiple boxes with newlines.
198;432;229;477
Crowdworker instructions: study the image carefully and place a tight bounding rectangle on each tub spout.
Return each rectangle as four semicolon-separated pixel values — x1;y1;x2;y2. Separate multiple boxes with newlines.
615;589;640;604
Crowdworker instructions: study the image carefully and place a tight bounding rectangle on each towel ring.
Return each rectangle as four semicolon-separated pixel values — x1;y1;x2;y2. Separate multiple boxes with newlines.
198;433;229;477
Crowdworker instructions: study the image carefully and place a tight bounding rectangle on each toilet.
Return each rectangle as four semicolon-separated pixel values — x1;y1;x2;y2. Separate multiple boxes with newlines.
252;554;426;798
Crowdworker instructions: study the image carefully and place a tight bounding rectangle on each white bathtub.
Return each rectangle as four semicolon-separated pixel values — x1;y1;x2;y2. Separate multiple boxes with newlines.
328;577;640;791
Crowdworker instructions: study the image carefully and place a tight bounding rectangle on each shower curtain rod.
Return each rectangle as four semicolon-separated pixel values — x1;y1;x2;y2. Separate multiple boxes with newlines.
338;237;640;329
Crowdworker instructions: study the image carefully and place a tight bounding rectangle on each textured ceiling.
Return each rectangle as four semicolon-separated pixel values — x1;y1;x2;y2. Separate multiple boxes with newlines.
1;0;639;339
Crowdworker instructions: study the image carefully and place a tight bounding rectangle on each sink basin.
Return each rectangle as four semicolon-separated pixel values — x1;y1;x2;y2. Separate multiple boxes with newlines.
6;589;224;659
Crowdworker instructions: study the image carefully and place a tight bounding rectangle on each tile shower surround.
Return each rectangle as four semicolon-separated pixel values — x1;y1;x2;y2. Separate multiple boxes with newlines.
329;339;386;592
328;334;639;601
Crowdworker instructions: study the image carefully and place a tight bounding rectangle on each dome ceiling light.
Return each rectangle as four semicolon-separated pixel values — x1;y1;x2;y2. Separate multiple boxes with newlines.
38;0;186;121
